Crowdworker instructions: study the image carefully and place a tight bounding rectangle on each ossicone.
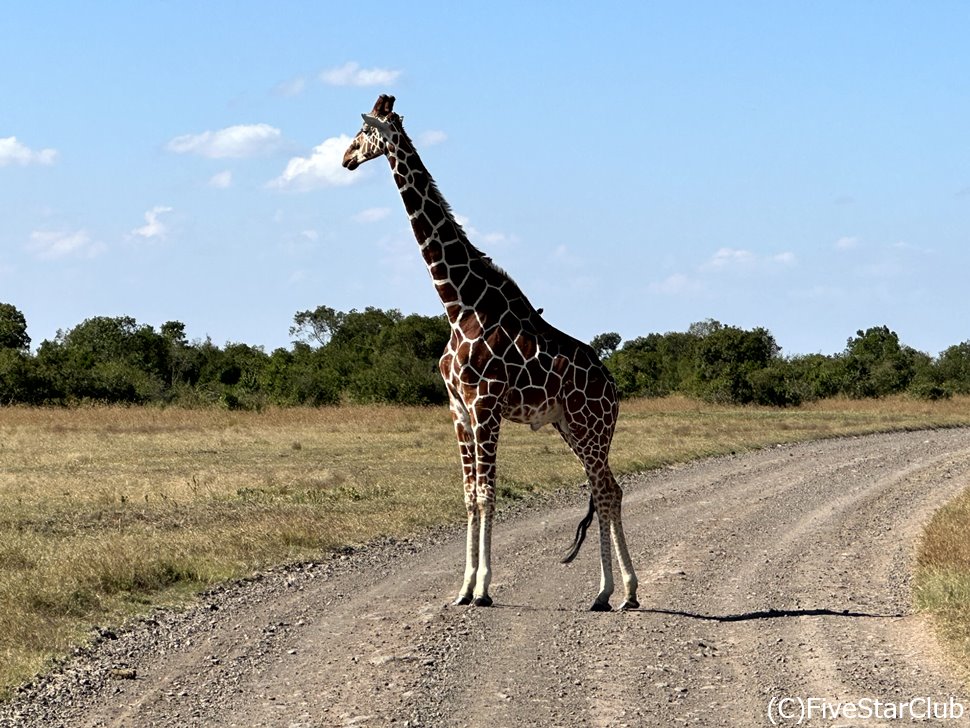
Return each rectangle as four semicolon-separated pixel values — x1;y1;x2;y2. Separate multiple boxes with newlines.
370;94;396;117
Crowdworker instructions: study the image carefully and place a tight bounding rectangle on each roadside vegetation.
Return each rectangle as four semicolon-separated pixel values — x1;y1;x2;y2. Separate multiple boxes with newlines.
916;490;970;668
2;301;970;409
2;396;970;696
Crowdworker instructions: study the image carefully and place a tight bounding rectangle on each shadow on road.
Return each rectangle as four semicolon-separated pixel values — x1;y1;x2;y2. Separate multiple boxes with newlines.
474;604;905;619
642;607;906;621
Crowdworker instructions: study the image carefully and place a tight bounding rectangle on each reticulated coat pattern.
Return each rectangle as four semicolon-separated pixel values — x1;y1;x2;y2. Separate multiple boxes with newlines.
342;95;638;611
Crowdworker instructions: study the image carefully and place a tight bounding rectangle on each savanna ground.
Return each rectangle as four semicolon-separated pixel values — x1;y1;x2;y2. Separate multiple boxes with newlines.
3;395;970;701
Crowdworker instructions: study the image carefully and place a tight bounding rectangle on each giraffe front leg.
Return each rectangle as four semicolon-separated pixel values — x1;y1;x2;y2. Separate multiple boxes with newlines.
471;402;500;607
454;497;479;605
590;507;615;611
473;497;495;606
449;396;479;606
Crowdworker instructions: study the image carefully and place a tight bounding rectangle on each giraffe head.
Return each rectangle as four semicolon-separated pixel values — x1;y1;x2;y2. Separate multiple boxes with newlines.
342;94;400;170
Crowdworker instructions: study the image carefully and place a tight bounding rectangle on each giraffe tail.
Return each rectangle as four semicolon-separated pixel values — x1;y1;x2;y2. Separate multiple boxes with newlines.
561;495;595;564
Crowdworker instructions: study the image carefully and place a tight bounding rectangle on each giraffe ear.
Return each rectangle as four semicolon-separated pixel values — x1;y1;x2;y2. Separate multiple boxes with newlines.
361;113;393;136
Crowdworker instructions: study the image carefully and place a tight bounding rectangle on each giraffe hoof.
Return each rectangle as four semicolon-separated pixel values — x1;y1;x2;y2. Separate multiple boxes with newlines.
453;595;473;606
473;595;493;607
619;599;640;611
590;601;612;612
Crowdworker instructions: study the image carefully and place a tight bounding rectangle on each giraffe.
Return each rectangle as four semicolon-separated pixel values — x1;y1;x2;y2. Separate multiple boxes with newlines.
342;95;639;611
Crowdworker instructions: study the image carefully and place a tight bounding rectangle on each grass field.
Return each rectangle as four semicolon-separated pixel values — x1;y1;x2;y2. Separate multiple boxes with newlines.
2;395;970;696
916;486;970;666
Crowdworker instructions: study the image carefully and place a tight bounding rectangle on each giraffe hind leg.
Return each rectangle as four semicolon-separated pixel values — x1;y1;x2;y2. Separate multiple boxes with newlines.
613;514;640;610
553;420;613;609
593;468;639;611
554;420;639;611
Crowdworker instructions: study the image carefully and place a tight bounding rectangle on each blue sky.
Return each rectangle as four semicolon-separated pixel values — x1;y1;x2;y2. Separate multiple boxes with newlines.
2;2;968;357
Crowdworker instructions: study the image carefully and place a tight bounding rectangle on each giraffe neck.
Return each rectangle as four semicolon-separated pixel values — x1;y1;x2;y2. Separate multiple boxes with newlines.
384;133;498;323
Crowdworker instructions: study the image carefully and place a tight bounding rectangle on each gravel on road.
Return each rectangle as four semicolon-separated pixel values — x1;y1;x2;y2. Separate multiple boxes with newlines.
4;428;970;727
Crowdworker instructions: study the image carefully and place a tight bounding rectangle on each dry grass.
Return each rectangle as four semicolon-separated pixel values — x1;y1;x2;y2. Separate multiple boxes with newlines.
916;486;970;665
2;395;969;695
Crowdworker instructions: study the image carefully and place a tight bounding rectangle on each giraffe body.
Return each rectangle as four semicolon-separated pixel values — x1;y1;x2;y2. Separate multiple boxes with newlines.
342;95;639;610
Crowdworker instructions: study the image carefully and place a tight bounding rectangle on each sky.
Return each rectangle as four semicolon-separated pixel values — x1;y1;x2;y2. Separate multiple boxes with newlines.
1;2;968;358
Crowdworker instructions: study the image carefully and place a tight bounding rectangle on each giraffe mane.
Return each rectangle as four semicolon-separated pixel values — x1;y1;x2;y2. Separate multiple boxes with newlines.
391;118;516;282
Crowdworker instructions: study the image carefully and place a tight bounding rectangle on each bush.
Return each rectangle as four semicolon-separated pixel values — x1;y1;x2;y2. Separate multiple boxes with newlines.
0;349;37;404
937;342;970;394
840;326;918;398
604;331;698;398
5;303;970;409
0;303;30;352
689;323;779;405
749;361;806;407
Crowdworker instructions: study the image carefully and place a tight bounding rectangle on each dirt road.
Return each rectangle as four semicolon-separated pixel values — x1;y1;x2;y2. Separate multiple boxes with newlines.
6;428;970;727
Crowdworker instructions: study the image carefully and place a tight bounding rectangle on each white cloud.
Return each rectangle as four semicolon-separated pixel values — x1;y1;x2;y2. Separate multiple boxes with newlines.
279;229;321;257
354;207;391;223
208;170;233;188
0;136;57;166
418;130;447;147
705;247;755;269
28;229;105;260
702;247;795;270
167;124;281;158
480;232;510;245
835;236;859;250
649;273;701;295
131;206;174;240
273;76;306;97
891;240;931;254
552;244;583;268
454;213;514;247
268;135;359;191
653;246;794;293
320;61;401;87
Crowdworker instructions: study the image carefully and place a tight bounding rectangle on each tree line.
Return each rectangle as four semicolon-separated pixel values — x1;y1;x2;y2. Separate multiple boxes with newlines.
594;321;968;406
1;301;968;408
